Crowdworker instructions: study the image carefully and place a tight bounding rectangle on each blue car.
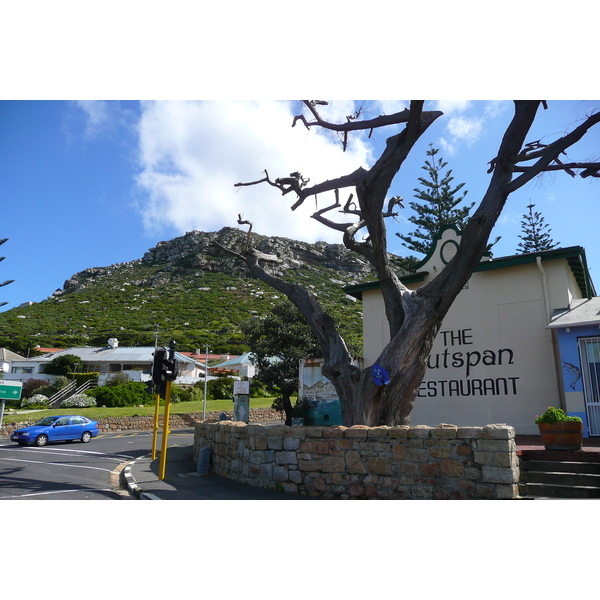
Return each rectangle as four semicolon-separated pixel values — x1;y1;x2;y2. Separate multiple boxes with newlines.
10;415;99;446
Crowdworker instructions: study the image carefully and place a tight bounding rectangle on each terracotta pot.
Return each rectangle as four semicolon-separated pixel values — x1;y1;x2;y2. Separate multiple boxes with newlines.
538;421;583;451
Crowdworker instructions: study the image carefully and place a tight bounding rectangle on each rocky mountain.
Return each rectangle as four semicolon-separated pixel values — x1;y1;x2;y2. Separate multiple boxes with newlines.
0;228;410;356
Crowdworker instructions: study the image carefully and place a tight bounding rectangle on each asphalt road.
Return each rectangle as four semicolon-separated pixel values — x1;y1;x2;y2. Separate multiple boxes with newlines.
0;429;194;500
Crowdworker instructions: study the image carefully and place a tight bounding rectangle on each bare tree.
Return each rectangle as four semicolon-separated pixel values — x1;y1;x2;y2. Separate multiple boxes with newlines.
215;100;600;427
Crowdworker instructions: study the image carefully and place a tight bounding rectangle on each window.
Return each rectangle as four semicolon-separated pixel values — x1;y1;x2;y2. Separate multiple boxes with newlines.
10;366;34;374
109;364;121;372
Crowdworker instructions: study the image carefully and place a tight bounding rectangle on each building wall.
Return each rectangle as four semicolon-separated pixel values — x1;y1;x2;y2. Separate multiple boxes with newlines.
361;256;579;434
556;324;600;436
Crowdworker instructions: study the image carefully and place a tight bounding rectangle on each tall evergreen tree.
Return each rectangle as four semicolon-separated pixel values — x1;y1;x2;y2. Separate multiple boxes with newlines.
516;203;558;253
1;238;14;309
396;145;475;256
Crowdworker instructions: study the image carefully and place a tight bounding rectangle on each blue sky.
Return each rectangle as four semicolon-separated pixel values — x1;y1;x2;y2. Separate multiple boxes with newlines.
1;99;599;312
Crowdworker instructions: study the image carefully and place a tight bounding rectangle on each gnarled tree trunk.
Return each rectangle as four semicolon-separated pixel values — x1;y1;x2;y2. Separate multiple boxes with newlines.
219;100;600;426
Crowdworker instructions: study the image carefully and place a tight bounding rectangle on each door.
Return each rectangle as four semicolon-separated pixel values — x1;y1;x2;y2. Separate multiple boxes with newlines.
578;337;600;436
51;416;73;441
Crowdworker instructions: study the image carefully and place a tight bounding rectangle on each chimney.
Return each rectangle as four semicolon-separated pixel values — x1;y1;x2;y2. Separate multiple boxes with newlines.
107;338;119;349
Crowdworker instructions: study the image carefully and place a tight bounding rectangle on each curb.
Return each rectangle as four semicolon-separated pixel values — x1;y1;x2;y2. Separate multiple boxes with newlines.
122;454;162;500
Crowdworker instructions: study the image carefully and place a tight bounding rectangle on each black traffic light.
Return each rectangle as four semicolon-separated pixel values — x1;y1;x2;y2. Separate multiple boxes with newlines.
152;341;178;386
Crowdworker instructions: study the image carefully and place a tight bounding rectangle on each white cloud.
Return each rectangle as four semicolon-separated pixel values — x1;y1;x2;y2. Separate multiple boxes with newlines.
446;116;484;145
74;100;111;138
135;100;373;243
433;100;473;114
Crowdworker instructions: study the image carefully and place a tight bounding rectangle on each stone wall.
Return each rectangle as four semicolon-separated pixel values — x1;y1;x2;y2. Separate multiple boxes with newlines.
193;422;520;499
0;408;283;437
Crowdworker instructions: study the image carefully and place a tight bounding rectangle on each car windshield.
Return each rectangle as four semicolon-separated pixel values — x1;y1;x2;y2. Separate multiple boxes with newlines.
34;417;59;426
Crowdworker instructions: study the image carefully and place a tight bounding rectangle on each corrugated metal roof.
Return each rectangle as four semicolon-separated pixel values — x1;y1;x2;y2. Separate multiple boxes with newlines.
1;348;25;362
212;352;255;368
17;346;201;366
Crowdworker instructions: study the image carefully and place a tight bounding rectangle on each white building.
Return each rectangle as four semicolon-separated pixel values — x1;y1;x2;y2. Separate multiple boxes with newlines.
345;226;597;435
5;338;205;385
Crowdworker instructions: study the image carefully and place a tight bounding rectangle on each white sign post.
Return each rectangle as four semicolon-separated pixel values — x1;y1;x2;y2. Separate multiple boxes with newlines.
0;380;23;429
233;380;250;423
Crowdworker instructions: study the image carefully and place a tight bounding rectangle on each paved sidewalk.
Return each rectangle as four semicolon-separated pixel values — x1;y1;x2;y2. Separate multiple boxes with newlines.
122;443;310;500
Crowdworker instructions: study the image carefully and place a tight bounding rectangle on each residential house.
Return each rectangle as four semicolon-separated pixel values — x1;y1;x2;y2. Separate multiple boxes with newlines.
1;348;25;374
5;338;205;386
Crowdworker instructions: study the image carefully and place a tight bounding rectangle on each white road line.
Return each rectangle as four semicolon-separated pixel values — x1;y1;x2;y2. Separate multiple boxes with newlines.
0;446;134;460
0;488;114;499
0;457;113;472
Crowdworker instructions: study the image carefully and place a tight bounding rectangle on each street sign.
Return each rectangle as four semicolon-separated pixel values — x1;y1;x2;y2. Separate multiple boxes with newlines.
0;380;23;400
233;380;250;395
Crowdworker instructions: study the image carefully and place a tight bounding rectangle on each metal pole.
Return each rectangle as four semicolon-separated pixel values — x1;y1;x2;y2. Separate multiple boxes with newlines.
151;392;160;460
0;399;5;429
203;345;208;420
158;380;172;480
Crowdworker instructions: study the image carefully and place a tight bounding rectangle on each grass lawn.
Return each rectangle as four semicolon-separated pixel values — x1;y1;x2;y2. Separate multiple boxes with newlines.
1;397;276;424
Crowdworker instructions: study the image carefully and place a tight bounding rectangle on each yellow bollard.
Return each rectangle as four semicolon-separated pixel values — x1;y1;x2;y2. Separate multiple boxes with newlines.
158;380;172;480
151;392;160;460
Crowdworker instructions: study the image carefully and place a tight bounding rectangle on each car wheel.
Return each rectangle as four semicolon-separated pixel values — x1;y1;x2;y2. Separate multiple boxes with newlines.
81;431;92;443
35;434;48;447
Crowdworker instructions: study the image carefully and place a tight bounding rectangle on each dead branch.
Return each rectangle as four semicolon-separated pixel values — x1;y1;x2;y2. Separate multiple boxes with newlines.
292;100;414;136
237;214;253;252
507;110;600;192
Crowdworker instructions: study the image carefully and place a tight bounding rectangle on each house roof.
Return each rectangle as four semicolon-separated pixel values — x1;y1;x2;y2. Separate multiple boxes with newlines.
345;244;596;300
14;346;202;366
547;297;600;329
211;352;255;370
0;348;25;362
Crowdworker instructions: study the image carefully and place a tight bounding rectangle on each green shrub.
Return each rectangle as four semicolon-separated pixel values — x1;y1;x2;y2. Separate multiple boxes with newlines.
86;381;152;408
207;377;235;400
21;378;49;398
249;379;272;398
70;372;99;387
171;382;204;403
535;406;583;424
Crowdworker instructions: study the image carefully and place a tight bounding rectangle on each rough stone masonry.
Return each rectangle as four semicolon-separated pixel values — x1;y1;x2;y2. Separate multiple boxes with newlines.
193;422;520;499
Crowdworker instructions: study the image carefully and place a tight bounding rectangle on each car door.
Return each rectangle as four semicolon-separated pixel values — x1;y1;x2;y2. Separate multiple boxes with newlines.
51;416;72;441
69;416;85;440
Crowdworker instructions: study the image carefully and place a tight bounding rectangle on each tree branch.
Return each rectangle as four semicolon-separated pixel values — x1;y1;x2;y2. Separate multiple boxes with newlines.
506;110;600;192
292;100;413;136
513;161;600;178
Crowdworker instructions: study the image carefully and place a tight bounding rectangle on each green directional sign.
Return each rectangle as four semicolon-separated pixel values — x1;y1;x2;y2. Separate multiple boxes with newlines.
0;381;23;400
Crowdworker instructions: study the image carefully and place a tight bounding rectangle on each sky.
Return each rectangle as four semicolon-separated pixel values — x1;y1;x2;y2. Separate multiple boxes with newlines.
1;99;599;312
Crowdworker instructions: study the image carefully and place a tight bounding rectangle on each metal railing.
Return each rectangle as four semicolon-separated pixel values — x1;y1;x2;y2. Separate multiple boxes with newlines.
48;379;98;409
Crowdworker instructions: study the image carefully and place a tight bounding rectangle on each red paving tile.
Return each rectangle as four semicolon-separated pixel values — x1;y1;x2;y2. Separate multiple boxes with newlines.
516;435;600;461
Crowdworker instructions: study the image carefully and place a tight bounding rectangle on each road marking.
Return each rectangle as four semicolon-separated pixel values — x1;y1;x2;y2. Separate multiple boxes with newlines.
0;457;114;472
0;488;115;499
0;446;135;460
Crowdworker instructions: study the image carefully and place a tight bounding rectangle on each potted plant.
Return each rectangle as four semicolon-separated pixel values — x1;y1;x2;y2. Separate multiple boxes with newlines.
535;407;583;451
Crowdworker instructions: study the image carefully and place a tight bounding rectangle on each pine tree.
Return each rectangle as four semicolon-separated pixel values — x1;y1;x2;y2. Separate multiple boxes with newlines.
396;145;475;256
516;203;558;253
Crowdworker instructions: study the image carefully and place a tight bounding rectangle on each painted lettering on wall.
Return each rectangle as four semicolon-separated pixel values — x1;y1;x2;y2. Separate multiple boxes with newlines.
418;328;520;398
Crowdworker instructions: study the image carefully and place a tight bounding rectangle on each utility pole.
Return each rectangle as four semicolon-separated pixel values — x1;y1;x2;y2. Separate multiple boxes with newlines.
203;345;209;420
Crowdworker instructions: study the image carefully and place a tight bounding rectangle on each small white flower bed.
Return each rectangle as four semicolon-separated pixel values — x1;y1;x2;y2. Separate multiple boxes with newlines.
61;394;97;408
21;394;49;408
